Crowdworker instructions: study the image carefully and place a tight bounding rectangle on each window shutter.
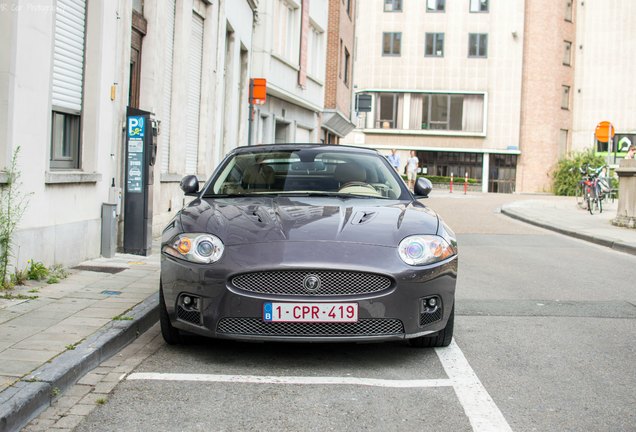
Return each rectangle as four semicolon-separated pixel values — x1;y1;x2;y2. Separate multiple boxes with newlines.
185;12;204;175
52;0;86;112
161;0;177;174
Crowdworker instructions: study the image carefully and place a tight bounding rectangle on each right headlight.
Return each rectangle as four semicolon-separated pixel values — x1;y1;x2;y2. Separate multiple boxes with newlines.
162;233;224;264
398;235;456;266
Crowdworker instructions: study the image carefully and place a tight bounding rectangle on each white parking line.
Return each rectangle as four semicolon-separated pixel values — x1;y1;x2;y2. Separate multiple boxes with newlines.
436;340;513;432
127;372;452;389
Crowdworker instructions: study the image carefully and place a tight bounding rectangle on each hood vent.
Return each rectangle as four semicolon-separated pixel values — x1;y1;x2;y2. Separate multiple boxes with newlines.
351;211;376;225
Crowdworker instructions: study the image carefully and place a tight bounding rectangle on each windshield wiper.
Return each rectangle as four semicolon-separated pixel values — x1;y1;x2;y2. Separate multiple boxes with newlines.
278;192;384;199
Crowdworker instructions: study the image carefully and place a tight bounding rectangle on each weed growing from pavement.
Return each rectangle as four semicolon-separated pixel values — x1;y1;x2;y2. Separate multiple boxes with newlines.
51;387;60;397
65;343;77;350
0;293;38;300
0;146;31;289
23;377;38;383
96;398;107;405
28;288;39;293
27;260;49;281
113;315;134;321
10;267;28;285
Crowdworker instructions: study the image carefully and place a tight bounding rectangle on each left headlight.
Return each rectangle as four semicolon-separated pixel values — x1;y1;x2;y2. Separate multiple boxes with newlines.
162;233;224;264
398;235;456;266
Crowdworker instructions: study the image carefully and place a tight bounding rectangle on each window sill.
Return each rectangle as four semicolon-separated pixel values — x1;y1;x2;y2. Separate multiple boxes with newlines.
362;128;486;138
45;171;102;184
271;53;300;71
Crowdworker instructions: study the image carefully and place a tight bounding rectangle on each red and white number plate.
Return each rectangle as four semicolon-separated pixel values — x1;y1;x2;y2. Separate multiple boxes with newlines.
263;302;358;323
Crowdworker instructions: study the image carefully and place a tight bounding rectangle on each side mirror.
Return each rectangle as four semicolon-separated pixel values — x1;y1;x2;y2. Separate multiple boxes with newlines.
180;175;199;195
414;177;433;198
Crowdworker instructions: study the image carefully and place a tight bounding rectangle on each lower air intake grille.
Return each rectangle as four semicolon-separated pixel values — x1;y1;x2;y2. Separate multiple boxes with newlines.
419;308;443;326
217;318;404;337
177;305;202;326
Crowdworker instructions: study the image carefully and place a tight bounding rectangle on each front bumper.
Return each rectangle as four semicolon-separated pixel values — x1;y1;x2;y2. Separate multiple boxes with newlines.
161;241;457;343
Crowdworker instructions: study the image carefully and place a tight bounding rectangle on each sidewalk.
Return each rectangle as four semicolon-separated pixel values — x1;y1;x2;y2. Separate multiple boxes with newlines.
0;251;160;431
501;196;636;255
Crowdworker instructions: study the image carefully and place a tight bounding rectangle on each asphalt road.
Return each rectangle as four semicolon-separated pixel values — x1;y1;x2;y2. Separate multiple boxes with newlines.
74;193;636;432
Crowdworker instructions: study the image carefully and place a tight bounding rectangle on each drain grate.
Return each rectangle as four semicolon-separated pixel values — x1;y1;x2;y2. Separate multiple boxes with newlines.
73;265;127;274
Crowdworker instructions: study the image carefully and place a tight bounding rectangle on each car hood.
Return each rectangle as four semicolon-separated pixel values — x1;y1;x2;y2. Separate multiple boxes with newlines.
178;196;440;247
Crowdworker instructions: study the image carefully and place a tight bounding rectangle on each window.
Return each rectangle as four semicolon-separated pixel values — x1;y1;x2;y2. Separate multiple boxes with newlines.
561;85;570;109
425;33;444;57
469;0;488;12
382;32;401;56
384;0;402;12
51;0;86;169
563;40;572;65
344;48;351;86
307;23;324;79
565;1;573;21
375;93;403;128
345;0;352;16
468;33;488;58
51;112;81;169
273;0;298;62
413;93;484;132
426;0;445;12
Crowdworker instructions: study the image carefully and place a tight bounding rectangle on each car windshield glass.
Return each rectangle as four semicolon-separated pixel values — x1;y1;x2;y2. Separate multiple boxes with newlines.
206;148;406;199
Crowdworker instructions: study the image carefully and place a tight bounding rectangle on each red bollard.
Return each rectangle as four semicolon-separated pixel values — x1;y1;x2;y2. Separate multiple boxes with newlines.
450;173;453;193
464;173;468;195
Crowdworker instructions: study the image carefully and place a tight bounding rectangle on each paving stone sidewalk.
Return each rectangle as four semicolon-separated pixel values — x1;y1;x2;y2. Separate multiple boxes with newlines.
501;195;636;255
0;251;159;431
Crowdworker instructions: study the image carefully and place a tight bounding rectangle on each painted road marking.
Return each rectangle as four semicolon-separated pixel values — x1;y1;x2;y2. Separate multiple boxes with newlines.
127;373;452;389
436;339;513;432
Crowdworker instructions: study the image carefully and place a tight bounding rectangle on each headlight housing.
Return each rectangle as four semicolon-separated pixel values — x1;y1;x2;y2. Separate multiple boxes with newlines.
398;235;456;266
163;233;224;264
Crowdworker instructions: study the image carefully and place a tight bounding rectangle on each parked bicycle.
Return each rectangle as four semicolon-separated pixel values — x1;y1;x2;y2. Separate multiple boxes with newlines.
575;165;610;215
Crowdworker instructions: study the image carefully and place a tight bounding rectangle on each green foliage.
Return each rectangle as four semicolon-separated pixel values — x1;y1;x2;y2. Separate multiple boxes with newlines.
27;260;49;281
112;315;133;321
47;276;60;284
552;150;606;196
0;293;38;300
10;267;28;286
49;264;69;280
0;147;30;288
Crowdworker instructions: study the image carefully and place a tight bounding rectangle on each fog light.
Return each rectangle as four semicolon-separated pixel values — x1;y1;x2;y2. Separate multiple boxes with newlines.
183;296;192;306
428;298;437;307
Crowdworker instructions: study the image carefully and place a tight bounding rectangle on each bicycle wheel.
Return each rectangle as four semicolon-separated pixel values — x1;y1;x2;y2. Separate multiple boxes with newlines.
588;187;597;215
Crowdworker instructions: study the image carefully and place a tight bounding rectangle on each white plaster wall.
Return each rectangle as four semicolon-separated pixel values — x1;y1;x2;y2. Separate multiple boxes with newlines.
0;0;128;267
572;0;636;152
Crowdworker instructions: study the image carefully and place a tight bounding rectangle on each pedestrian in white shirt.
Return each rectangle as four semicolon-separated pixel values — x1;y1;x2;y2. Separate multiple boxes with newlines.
406;150;419;191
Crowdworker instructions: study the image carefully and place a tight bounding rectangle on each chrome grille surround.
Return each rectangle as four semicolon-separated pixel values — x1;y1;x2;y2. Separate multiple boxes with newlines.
231;270;392;296
217;318;404;337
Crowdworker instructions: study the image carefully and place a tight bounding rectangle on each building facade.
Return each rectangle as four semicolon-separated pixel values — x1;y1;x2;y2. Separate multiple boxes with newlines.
250;0;328;145
321;0;356;143
0;0;257;269
344;0;524;193
345;0;636;193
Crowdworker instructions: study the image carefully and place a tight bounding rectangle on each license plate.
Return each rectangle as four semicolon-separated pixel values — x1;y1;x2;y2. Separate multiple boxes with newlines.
263;302;358;323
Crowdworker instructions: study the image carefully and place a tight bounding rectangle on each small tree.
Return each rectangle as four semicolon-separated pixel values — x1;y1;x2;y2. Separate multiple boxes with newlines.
0;147;30;288
552;150;605;196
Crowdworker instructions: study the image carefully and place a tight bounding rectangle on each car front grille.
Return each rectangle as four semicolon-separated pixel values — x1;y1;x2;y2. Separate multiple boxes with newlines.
231;270;392;296
216;318;404;337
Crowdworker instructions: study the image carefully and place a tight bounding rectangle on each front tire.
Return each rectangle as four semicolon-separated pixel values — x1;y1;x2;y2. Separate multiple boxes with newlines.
160;285;182;345
408;306;454;348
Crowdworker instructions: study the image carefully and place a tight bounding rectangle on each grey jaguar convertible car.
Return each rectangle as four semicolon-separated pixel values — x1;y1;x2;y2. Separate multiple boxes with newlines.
160;145;457;347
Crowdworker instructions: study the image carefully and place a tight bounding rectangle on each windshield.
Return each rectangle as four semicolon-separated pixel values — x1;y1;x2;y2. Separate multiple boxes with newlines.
204;148;407;199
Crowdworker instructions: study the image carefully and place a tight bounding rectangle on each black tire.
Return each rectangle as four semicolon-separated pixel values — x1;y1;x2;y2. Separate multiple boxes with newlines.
408;306;454;348
587;188;596;215
160;286;182;345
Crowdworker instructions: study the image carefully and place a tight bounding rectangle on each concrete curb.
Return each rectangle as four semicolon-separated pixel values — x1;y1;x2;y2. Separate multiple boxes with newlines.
0;293;159;432
501;207;636;256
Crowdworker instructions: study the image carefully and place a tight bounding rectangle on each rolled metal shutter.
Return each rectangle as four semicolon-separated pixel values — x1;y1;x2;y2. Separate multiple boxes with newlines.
52;0;86;111
185;12;204;175
161;0;177;173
